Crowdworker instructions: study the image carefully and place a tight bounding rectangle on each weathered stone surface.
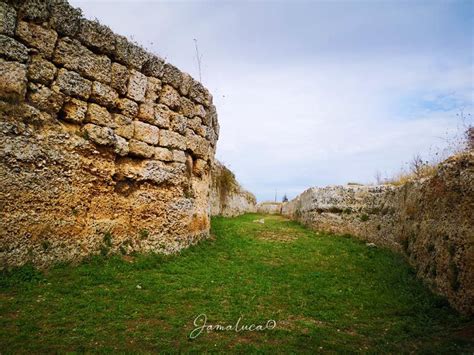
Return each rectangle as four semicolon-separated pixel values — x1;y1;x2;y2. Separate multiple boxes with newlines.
113;113;134;139
145;76;161;103
0;59;27;102
153;104;172;129
78;19;115;54
27;83;65;114
159;130;186;150
179;72;193;96
194;158;208;177
194;104;206;118
83;123;116;146
189;79;212;106
114;135;129;156
110;62;128;96
179;96;195;117
172;150;186;163
187;117;206;137
116;97;138;118
90;81;118;108
142;56;165;77
133;121;159;145
154;147;173;162
54;68;91;100
18;0;49;22
86;103;114;128
127;69;147;102
60;98;87;124
159;84;180;110
0;2;16;36
114;35;150;70
53;38;111;83
27;55;57;85
0;35;29;63
170;114;187;135
16;21;58;58
49;0;82;37
187;133;209;159
162;63;182;89
128;139;154;158
117;159;184;185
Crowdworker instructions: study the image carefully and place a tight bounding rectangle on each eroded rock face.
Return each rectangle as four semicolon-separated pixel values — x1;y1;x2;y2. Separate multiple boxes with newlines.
210;161;256;217
0;0;219;268
282;153;474;315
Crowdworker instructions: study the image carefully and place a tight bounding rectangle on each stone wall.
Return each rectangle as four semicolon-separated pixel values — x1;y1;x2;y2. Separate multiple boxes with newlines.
0;0;219;268
256;202;282;215
210;161;256;217
282;153;474;315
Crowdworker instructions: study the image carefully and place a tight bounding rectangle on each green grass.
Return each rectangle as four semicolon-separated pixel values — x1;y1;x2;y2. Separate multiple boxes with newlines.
0;214;472;353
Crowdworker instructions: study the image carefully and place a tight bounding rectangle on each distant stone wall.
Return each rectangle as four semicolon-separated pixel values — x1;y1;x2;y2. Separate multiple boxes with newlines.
0;0;219;267
210;161;256;217
256;202;282;215
282;153;474;315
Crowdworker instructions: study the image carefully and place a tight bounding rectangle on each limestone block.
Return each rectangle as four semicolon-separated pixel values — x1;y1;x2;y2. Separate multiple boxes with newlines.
53;38;111;84
27;55;57;85
27;83;65;114
49;0;82;37
194;104;206;118
86;103;114;128
145;76;162;103
127;69;147;102
114;35;150;70
129;139;155;159
116;97;138;118
15;21;58;58
78;18;115;54
162;63;182;89
206;126;217;145
193;158;208;176
172;150;186;163
154;147;173;162
83;123;116;147
113;113;134;139
54;68;91;100
159;84;181;110
90;81;119;108
159;130;186;150
0;35;29;63
179;72;193;96
170;114;187;135
18;0;49;22
187;133;210;159
187;117;206;137
0;59;27;102
153;104;172;129
179;96;195;117
133;121;159;145
203;104;216;126
188;79;211;106
0;2;16;36
111;62;128;96
142;56;165;77
114;135;129;156
60;98;88;124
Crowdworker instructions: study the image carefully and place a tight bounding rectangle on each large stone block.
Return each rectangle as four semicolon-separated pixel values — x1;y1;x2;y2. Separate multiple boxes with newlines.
179;72;193;96
116;97;138;118
127;69;147;102
15;21;58;58
179;96;195;118
172;150;186;163
83;123;116;147
78;19;115;54
49;0;82;37
145;76;161;103
111;62;129;96
128;139;155;159
27;83;65;114
86;103;114;128
159;84;181;110
162;63;182;89
0;2;16;36
0;35;29;63
54;68;91;100
187;133;210;159
27;55;57;85
170;114;187;135
113;113;134;139
114;35;150;70
0;59;27;102
142;56;165;78
18;0;49;22
60;98;88;124
154;147;173;162
187;117;206;137
159;130;186;150
53;38;111;84
90;81;118;108
188;79;212;107
133;121;159;145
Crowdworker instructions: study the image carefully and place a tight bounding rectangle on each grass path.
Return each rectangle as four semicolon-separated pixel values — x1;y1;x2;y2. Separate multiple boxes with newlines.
1;214;473;352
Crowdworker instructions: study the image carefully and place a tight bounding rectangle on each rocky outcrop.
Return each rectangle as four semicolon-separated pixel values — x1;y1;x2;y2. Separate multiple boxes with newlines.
210;161;256;217
0;0;219;268
256;202;282;215
283;153;474;315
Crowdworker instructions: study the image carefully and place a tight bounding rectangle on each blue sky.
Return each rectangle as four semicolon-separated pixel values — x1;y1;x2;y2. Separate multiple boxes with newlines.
72;0;473;202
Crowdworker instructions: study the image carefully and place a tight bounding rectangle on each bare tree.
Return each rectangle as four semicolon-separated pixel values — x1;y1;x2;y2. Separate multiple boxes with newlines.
409;154;426;178
374;170;383;185
193;38;203;83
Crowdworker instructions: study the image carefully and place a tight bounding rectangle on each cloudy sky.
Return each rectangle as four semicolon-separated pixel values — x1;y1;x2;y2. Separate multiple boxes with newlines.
71;0;473;202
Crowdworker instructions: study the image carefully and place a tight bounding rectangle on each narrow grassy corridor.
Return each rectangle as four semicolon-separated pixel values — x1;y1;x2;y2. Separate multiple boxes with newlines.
1;214;472;352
